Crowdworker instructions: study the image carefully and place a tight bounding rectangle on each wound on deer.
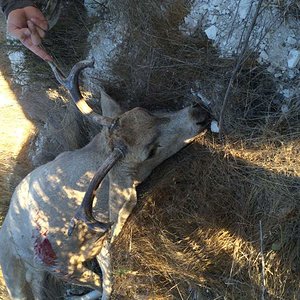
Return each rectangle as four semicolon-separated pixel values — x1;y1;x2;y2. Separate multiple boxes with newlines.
34;234;57;266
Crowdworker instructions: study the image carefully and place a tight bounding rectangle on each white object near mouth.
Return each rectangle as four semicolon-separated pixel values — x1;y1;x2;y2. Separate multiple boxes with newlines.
210;120;220;133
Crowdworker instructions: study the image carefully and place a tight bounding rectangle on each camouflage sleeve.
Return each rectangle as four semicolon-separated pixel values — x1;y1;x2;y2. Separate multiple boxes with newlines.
1;0;35;18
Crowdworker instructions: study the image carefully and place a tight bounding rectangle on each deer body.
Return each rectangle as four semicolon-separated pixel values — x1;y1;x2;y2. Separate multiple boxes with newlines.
0;133;110;297
0;61;210;299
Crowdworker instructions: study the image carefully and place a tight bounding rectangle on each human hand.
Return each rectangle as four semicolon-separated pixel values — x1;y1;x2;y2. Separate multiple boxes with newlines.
7;6;53;61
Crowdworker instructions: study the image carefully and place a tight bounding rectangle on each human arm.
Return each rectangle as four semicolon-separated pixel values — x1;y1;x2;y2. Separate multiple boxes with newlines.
1;1;53;61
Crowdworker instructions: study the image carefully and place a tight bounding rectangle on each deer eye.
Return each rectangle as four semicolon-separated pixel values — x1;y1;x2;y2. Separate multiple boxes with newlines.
146;145;161;160
146;148;157;160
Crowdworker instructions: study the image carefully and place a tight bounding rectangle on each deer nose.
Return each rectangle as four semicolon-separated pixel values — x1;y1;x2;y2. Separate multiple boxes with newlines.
190;102;211;127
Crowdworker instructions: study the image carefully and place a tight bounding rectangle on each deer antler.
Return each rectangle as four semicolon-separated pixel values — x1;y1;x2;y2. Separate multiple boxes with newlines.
68;146;127;236
48;60;113;126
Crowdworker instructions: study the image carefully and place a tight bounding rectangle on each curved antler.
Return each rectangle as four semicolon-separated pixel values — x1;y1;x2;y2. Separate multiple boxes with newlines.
48;60;113;126
68;146;127;236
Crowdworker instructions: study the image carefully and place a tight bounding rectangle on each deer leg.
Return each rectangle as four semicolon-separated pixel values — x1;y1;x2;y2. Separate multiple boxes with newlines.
109;185;137;243
96;240;112;300
0;222;33;299
67;264;103;290
0;257;33;300
26;269;47;300
110;193;137;243
66;290;102;300
65;265;104;300
95;188;137;299
26;266;65;300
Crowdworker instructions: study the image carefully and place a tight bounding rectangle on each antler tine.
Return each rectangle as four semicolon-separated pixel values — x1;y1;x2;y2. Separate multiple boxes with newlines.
68;146;127;236
48;60;113;126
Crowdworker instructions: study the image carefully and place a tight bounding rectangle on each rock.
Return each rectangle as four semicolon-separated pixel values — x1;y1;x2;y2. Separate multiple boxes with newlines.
238;0;251;19
259;50;269;62
281;104;289;114
287;49;300;68
282;89;292;98
205;25;218;40
286;36;297;45
288;70;296;79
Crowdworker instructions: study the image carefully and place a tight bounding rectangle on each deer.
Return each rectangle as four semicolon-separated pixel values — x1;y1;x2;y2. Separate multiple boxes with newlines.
0;60;211;300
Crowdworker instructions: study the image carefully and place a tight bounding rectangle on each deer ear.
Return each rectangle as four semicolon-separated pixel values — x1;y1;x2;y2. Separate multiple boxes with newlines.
100;90;124;118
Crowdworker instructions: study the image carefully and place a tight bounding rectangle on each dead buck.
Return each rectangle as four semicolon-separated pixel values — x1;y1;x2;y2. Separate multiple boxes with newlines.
0;60;210;300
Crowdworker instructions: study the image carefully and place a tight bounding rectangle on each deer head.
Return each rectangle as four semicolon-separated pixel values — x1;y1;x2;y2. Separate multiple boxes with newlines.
49;60;211;237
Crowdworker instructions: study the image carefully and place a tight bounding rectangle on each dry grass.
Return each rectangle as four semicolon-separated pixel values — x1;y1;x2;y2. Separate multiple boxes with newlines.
272;0;300;20
112;131;300;299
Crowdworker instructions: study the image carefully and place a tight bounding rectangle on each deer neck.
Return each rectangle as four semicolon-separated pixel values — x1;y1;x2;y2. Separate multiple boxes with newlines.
107;168;137;240
108;167;136;210
87;130;112;163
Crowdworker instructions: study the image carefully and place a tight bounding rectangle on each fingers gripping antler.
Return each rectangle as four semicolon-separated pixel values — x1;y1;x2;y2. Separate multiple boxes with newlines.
68;147;126;236
48;60;113;126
